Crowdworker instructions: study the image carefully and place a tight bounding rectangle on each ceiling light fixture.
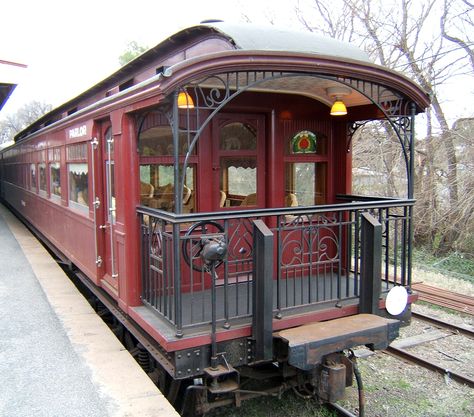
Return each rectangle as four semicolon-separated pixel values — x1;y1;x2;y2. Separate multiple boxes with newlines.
177;90;194;109
326;86;352;116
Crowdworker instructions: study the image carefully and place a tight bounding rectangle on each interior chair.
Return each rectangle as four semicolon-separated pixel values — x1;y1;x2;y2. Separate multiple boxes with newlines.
140;181;155;206
219;190;227;207
240;193;257;206
285;193;298;207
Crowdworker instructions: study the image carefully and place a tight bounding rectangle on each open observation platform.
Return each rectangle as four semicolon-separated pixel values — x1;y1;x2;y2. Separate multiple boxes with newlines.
0;204;178;417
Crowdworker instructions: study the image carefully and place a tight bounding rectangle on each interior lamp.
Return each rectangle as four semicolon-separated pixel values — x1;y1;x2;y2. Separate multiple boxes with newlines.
177;91;194;109
330;100;347;116
327;86;352;116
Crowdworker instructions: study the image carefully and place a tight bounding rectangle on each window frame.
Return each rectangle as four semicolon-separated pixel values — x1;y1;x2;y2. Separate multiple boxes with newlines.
66;142;89;214
284;130;330;207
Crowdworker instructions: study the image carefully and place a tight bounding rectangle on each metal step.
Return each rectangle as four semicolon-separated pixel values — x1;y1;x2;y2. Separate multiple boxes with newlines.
274;313;400;370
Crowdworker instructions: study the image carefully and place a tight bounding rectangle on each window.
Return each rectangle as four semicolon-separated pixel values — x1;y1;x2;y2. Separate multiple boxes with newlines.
220;157;257;203
219;122;259;207
138;111;193;157
139;164;194;212
39;163;47;194
284;130;328;206
30;164;36;191
219;122;256;150
138;109;197;213
50;162;61;198
288;130;327;156
104;127;116;223
68;163;89;209
67;142;89;212
285;162;327;206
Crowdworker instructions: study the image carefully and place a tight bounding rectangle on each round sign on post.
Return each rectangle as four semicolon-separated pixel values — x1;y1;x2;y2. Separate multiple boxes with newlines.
385;286;408;316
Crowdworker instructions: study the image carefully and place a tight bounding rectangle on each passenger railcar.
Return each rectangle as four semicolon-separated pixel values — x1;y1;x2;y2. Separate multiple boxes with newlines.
0;22;429;414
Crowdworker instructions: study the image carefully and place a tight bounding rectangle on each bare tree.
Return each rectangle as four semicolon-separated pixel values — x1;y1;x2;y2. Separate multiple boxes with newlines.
0;100;52;144
295;0;474;254
441;0;474;72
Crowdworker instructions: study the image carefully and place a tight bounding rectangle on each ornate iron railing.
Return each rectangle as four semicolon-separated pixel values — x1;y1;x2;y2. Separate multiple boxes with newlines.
138;195;413;336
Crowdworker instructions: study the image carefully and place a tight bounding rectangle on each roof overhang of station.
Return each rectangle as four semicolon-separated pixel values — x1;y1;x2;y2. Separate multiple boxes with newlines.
0;59;27;111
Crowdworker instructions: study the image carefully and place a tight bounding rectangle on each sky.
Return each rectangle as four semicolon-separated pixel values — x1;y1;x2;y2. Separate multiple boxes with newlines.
1;0;472;126
0;0;298;115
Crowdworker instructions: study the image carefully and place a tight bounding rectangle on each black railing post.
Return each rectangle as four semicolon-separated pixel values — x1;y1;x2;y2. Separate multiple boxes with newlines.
359;212;382;315
252;219;273;362
173;223;183;337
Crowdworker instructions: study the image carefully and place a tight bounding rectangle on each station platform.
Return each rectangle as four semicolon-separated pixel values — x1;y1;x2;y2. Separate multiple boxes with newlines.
0;204;179;417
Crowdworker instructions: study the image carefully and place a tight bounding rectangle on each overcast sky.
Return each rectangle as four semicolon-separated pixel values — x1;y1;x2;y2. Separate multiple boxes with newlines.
0;0;299;115
1;0;472;126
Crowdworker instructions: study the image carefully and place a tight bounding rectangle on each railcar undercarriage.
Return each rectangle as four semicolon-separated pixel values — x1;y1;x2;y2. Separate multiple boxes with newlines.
71;262;398;415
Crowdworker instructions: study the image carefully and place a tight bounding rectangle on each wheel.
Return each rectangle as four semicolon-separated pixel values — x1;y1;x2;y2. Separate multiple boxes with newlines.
182;221;225;272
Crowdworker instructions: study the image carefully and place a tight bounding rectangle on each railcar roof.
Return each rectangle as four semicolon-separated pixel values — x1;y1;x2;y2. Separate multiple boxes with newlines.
15;23;372;141
15;22;426;142
193;21;371;62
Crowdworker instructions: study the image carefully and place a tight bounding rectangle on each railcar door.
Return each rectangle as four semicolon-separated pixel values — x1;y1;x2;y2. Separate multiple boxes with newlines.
209;113;266;284
91;124;118;290
102;127;118;286
212;113;266;210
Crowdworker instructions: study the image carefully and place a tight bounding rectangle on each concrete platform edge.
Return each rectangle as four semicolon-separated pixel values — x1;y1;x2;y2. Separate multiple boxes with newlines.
0;205;179;417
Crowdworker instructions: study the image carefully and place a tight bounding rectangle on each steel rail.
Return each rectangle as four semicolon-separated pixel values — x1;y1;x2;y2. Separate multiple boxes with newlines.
385;346;474;389
326;402;359;417
412;283;474;315
412;311;474;339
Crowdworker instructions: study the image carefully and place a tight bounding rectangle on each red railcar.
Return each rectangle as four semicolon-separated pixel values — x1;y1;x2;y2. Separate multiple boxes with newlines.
0;22;429;413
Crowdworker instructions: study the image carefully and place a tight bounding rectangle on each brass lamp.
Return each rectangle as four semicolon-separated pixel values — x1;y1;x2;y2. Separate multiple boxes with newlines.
177;91;194;109
330;100;348;116
326;86;352;116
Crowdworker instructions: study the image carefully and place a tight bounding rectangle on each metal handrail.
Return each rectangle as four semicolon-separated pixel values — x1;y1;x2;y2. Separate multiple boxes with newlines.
137;194;415;224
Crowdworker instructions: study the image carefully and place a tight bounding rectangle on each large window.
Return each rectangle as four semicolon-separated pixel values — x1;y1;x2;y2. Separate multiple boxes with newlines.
138;110;197;213
68;164;89;209
138;111;193;156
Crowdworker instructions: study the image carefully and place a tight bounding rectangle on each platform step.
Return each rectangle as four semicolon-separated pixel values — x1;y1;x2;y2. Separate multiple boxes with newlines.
274;314;400;370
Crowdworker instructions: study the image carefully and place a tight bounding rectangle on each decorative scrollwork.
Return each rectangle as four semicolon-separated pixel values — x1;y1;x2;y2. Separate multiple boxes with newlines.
279;214;340;267
190;75;231;109
227;218;254;260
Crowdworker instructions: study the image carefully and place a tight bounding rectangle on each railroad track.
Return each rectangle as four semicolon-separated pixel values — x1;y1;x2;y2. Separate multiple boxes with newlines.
412;282;474;315
326;402;359;417
412;311;474;338
385;310;474;389
385;345;474;388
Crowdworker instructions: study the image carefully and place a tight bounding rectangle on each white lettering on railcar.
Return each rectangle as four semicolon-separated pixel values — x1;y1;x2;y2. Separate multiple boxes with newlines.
68;125;87;139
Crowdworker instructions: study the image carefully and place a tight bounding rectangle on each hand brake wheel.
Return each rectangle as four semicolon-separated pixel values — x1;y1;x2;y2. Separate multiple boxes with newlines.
182;221;227;273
